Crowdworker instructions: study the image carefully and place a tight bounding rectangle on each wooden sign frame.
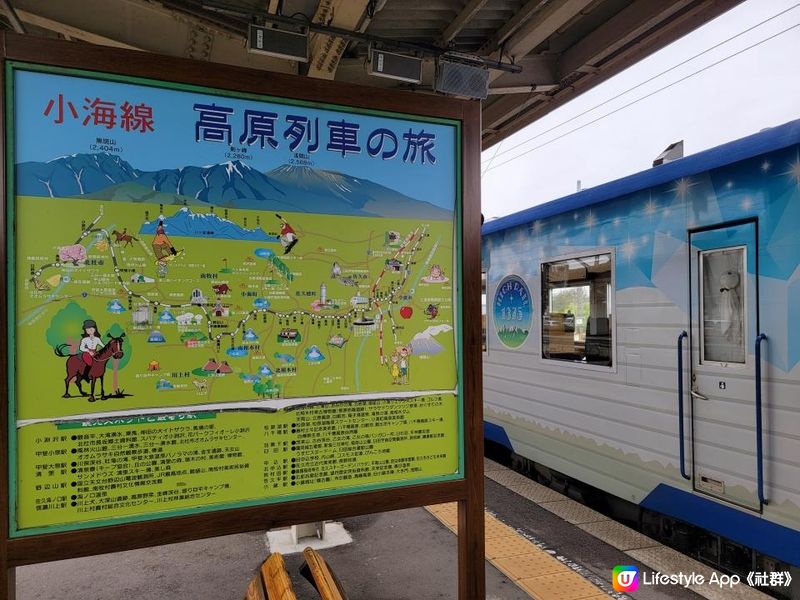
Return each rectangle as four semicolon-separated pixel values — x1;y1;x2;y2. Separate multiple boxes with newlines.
0;32;483;599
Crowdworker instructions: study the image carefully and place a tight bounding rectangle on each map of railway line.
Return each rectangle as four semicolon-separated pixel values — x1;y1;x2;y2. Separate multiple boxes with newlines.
17;196;456;421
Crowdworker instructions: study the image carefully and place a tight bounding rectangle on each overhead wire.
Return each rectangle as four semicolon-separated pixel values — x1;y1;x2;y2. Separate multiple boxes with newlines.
481;140;504;176
481;2;800;166
483;22;800;173
482;85;536;174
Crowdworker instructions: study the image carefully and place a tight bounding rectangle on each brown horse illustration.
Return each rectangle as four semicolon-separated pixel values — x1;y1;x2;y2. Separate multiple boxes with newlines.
111;229;138;247
55;333;125;401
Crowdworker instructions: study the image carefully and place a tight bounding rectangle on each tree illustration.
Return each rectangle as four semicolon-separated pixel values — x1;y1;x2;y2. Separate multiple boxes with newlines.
108;322;132;395
45;301;91;354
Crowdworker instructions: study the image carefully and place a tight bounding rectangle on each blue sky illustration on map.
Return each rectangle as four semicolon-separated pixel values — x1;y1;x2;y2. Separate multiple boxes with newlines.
13;70;457;211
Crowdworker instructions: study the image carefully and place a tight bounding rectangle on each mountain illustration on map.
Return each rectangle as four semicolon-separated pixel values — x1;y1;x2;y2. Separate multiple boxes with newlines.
139;207;273;241
15;153;452;219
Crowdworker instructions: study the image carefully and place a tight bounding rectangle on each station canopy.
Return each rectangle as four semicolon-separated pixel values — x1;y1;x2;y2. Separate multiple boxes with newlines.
0;0;742;149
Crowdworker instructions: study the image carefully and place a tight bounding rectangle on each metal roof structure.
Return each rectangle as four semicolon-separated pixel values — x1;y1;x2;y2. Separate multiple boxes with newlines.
1;0;743;149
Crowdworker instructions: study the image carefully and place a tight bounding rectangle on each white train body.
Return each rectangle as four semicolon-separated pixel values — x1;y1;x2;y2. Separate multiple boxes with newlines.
481;121;800;571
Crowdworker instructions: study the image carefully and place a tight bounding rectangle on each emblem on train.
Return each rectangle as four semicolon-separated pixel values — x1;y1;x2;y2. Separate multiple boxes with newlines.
493;275;532;349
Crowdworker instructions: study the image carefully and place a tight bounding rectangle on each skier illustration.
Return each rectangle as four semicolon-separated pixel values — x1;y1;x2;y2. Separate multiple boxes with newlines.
276;214;299;255
152;220;181;261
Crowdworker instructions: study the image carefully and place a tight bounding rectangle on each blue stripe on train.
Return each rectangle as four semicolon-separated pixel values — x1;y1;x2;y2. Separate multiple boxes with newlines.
482;421;800;565
483;421;513;451
641;484;800;566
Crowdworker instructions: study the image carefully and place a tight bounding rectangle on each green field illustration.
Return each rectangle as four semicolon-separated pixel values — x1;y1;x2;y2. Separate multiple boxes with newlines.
15;196;457;421
496;327;530;348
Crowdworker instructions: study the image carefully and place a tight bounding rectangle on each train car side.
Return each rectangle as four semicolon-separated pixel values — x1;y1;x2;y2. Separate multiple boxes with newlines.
481;120;800;577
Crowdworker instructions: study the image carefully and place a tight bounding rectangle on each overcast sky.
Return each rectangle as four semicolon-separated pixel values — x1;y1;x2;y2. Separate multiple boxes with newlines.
480;0;800;220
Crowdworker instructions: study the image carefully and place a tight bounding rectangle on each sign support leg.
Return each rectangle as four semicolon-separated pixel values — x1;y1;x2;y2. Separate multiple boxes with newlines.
2;565;15;600
457;97;486;600
458;490;485;599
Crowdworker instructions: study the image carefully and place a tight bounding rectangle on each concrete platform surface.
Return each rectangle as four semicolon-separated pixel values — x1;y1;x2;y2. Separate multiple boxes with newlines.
15;461;771;599
15;508;528;600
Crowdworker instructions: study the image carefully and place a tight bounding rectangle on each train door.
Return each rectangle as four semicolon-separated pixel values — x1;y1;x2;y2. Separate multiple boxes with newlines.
689;220;761;511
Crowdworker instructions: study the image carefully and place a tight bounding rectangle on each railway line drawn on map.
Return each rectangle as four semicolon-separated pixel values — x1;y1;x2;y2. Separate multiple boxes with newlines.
23;202;455;415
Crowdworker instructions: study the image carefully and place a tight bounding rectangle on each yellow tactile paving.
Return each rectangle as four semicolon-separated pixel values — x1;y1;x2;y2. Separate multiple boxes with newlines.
494;553;568;580
481;461;770;600
425;507;607;600
484;517;517;539
436;511;458;528
486;534;537;559
517;572;605;600
428;502;457;514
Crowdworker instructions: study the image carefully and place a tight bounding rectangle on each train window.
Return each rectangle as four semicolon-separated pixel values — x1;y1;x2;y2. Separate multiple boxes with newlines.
700;247;746;364
481;270;488;353
541;252;613;366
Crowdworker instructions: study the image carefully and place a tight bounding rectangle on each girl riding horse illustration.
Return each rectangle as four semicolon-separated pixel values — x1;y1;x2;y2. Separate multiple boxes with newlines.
54;319;126;401
78;319;103;375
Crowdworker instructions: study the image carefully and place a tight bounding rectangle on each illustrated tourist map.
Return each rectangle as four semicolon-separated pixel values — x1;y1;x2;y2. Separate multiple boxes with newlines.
9;66;461;533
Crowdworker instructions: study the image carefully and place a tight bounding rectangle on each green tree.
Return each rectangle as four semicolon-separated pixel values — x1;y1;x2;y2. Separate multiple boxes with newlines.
107;322;132;394
45;301;91;354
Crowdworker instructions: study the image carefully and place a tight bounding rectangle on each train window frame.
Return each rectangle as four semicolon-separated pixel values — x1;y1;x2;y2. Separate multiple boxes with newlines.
538;248;617;373
698;245;748;368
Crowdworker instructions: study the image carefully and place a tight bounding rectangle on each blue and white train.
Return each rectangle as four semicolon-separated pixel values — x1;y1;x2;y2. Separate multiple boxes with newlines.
481;119;800;593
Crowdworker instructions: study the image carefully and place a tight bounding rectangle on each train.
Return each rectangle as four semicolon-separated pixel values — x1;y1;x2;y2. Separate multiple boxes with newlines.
481;119;800;596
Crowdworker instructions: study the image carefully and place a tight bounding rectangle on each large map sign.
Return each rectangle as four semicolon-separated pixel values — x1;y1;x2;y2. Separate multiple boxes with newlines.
7;64;461;534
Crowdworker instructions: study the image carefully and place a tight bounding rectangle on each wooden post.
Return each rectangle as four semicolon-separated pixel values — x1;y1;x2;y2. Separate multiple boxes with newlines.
0;35;14;599
458;99;485;600
2;567;15;600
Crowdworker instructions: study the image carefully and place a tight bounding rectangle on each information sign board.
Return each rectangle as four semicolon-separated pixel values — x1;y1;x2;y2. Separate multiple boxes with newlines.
9;63;461;534
0;33;483;599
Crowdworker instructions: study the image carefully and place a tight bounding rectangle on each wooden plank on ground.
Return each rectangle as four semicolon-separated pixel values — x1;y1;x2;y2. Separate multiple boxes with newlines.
302;547;347;600
261;553;297;600
244;575;266;600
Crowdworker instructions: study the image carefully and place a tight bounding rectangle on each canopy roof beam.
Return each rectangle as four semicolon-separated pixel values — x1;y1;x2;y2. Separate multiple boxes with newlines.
439;0;490;46
487;0;595;83
306;0;371;80
558;0;693;77
6;0;296;72
2;6;141;48
482;0;742;147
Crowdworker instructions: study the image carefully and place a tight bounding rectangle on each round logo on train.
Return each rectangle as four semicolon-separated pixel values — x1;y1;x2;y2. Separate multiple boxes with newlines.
493;275;532;349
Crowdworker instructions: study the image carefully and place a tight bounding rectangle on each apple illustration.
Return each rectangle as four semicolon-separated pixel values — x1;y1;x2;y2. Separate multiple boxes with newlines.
399;306;413;319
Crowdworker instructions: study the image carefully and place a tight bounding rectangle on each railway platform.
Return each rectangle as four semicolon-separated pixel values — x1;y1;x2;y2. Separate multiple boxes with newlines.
15;459;771;600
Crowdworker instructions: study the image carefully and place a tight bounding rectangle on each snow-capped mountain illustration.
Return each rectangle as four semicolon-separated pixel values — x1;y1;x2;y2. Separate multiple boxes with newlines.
16;153;141;196
408;324;453;356
15;153;453;219
266;165;451;219
138;207;273;241
134;160;286;206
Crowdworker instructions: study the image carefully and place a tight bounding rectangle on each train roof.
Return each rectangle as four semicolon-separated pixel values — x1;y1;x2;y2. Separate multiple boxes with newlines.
481;118;800;236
